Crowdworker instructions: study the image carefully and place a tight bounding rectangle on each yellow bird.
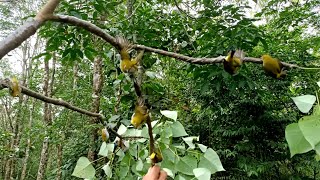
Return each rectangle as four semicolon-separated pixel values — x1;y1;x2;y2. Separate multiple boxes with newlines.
261;55;287;79
223;50;244;75
9;77;21;97
131;103;149;128
116;37;144;74
150;148;163;164
101;128;109;142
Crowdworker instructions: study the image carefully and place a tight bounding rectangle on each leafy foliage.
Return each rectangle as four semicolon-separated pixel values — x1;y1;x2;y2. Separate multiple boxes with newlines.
0;0;320;179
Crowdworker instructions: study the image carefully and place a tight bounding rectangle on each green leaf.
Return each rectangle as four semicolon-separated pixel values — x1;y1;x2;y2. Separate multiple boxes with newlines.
151;120;159;127
117;124;127;135
174;174;194;180
171;121;188;137
317;81;320;87
124;128;142;137
119;165;129;179
163;168;174;178
144;82;165;95
193;168;211;180
145;71;157;79
292;95;316;113
285;123;313;157
98;143;114;158
162;148;177;163
98;142;108;157
182;136;199;149
316;154;320;161
72;157;95;179
181;41;188;48
136;159;144;171
162;157;176;174
197;144;208;152
174;143;186;151
44;53;52;62
161;110;178;121
161;124;173;139
113;79;121;86
175;155;197;175
313;105;320;116
102;162;112;178
315;143;320;155
298;115;320;148
198;148;224;174
107;143;115;152
108;115;120;122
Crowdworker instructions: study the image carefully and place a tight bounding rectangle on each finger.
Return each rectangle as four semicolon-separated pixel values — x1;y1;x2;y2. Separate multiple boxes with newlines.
150;165;160;174
144;165;161;180
159;170;167;180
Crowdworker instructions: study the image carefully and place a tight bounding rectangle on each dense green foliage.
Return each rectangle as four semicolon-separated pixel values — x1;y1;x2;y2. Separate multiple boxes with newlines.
0;0;320;179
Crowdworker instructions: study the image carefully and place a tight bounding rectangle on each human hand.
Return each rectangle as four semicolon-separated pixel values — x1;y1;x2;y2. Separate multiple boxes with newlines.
143;165;167;180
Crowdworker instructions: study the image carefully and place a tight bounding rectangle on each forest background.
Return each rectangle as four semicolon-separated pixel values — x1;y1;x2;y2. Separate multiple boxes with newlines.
0;0;320;179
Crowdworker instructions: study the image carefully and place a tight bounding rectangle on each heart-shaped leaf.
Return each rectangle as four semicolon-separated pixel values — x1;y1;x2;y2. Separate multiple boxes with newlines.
285;123;313;157
292;95;316;113
161;110;178;121
72;157;95;179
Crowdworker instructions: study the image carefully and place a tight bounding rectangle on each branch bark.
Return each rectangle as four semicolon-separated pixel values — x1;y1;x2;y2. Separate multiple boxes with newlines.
0;0;60;60
88;55;104;161
0;78;105;120
47;15;303;68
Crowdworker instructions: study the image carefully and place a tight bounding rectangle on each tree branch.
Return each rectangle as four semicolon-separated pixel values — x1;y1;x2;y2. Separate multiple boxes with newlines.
0;78;105;120
35;0;60;22
48;14;304;68
0;0;60;60
48;15;119;48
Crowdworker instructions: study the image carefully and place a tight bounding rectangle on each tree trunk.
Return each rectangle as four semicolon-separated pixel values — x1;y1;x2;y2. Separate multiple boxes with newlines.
87;56;103;161
36;56;55;180
20;139;31;180
56;144;63;180
36;138;49;180
4;159;12;180
20;99;34;180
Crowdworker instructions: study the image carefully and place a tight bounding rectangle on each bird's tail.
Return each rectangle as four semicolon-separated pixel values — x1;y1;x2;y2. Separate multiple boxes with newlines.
116;36;133;59
233;49;245;66
234;49;245;60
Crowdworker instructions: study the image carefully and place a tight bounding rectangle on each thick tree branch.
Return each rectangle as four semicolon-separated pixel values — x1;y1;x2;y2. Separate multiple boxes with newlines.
48;15;119;48
47;15;305;68
0;78;105;120
0;79;134;141
35;0;60;21
0;21;42;60
0;0;60;60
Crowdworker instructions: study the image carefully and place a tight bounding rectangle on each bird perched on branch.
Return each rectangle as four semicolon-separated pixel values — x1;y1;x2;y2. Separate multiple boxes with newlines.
131;102;149;128
116;36;144;74
223;50;244;75
261;55;287;79
150;148;163;164
9;77;21;97
101;128;109;142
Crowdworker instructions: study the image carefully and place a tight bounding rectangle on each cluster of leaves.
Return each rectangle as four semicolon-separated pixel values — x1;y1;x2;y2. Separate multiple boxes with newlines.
1;0;320;179
286;88;320;159
0;130;14;157
72;111;224;179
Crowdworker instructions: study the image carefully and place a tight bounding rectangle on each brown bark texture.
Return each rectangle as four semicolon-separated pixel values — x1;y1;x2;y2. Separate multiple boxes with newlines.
87;56;103;161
